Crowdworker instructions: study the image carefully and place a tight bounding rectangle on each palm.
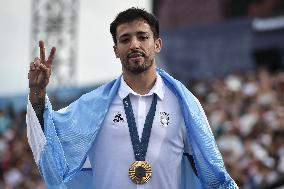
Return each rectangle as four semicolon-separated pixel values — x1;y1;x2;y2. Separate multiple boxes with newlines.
29;64;49;89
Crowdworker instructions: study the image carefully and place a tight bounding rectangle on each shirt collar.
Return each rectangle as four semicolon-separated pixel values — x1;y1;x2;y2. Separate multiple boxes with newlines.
118;73;165;100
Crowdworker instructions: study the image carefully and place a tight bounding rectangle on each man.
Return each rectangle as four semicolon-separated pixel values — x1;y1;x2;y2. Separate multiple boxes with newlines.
27;7;238;189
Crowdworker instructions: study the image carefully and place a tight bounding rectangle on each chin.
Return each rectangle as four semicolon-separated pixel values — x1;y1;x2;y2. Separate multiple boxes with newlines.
127;66;147;75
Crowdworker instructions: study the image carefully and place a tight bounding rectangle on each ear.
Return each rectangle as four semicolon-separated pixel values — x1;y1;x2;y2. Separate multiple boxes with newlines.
113;46;119;58
154;38;162;53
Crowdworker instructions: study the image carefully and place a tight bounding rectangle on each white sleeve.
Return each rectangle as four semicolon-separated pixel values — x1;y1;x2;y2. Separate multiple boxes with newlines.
26;96;47;165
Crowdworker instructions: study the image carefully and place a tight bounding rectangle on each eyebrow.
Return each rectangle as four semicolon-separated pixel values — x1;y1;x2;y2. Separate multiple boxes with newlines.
118;31;150;39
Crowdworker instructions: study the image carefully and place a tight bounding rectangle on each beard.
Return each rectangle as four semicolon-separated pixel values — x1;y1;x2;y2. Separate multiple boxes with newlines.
122;50;154;74
122;59;153;74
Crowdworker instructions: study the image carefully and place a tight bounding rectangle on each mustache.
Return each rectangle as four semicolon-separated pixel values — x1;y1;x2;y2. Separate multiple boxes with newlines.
127;50;145;58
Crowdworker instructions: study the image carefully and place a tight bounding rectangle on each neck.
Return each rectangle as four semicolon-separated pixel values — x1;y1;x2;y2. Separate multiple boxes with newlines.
123;68;157;95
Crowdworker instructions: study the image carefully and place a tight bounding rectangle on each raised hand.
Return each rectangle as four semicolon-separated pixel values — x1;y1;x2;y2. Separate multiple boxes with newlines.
28;41;56;125
28;41;56;120
28;41;56;94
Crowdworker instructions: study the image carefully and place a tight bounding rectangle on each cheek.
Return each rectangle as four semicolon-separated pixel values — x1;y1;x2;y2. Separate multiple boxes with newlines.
149;46;157;56
116;49;127;58
144;44;155;54
116;44;127;52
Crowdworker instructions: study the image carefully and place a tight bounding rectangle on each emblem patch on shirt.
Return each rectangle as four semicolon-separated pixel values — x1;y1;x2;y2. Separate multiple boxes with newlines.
159;112;169;126
113;112;124;123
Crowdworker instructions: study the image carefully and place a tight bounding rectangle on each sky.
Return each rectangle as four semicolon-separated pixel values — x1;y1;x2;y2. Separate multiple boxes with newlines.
0;0;151;96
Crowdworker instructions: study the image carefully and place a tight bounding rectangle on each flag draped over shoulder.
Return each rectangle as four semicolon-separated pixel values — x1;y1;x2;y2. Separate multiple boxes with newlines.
26;68;238;189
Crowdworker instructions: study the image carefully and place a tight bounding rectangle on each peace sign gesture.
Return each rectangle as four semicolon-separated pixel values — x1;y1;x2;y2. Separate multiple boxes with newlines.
28;41;56;96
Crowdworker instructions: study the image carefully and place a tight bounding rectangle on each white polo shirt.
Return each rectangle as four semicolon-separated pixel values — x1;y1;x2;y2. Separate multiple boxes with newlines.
88;73;191;189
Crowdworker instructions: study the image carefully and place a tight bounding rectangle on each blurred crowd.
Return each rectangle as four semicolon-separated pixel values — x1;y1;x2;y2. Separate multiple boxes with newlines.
0;69;284;188
0;108;45;189
189;69;284;188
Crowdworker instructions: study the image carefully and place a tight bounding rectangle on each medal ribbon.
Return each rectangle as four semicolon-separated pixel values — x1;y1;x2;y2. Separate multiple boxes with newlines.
123;94;157;161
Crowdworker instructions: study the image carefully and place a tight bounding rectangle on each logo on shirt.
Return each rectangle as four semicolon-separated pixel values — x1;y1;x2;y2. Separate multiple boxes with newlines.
113;112;124;123
159;112;169;126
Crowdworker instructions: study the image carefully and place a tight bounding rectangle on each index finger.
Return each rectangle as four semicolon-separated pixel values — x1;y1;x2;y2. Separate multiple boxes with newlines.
46;47;56;67
39;40;46;63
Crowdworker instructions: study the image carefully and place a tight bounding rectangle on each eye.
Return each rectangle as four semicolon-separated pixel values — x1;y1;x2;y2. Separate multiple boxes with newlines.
139;36;149;41
119;37;129;43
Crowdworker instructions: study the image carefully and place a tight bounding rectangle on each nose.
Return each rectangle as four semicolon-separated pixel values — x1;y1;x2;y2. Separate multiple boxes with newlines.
129;37;140;49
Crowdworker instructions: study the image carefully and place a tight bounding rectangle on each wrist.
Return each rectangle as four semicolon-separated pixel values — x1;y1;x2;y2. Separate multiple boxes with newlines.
29;88;46;103
30;88;46;97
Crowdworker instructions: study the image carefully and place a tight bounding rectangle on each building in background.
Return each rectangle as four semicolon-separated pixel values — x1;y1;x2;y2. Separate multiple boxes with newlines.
153;0;284;28
152;0;284;83
31;0;79;88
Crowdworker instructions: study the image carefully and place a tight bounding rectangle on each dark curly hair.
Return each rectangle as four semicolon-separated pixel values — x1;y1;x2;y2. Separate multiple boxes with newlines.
110;7;159;45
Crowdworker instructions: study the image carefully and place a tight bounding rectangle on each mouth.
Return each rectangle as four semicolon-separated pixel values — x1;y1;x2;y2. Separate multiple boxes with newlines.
127;51;145;61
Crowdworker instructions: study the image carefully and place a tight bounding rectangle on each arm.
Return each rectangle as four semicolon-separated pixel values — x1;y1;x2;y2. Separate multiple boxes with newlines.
29;90;45;128
27;41;67;188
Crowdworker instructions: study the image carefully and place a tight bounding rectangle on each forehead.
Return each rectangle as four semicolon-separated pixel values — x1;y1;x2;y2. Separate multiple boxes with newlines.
116;20;152;37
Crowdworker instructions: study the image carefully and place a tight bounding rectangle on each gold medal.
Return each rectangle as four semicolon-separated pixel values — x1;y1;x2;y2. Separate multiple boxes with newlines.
128;161;152;184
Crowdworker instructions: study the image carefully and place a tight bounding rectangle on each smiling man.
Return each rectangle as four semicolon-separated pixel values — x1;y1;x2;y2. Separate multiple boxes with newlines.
27;7;238;189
